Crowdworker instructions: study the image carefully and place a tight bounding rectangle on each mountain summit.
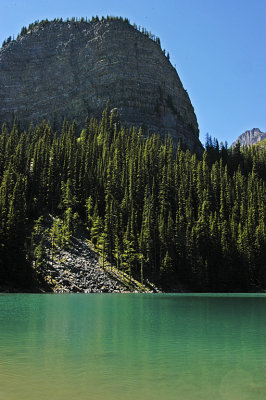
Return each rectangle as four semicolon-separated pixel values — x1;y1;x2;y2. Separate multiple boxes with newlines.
231;128;266;147
0;17;202;153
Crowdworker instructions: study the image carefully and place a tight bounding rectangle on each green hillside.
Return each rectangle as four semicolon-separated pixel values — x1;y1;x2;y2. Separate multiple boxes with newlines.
0;109;266;292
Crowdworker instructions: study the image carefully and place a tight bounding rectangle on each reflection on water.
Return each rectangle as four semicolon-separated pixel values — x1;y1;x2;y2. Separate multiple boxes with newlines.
0;294;265;400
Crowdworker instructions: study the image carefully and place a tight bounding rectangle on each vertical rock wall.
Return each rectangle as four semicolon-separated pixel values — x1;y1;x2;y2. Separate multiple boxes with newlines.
0;19;203;153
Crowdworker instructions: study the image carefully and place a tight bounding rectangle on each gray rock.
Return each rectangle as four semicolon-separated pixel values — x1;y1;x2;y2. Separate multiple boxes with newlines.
0;19;202;154
231;128;266;148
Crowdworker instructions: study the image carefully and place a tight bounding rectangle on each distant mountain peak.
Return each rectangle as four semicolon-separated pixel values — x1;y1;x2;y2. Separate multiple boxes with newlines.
231;128;266;147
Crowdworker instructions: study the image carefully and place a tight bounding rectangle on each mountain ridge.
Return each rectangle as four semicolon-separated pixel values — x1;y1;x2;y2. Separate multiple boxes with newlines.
231;128;266;148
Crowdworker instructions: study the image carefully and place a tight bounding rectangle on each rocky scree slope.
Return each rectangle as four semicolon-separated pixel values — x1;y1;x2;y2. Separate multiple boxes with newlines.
0;18;202;153
31;215;157;293
42;236;158;293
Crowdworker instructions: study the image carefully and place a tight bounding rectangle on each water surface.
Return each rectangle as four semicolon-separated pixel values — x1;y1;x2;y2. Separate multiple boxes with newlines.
0;293;265;400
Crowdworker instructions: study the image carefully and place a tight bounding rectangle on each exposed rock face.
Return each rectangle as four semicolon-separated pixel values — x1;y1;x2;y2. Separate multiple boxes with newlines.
0;19;202;153
43;235;157;293
231;128;266;147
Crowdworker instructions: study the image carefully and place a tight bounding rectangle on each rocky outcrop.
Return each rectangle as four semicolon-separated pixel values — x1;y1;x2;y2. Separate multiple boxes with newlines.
231;128;266;147
0;18;202;153
43;236;158;293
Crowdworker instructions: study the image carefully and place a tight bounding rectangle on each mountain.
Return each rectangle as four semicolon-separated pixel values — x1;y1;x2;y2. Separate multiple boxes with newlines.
231;128;266;148
0;17;203;153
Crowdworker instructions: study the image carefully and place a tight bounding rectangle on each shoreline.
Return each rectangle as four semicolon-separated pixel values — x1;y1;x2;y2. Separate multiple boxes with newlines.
1;282;265;295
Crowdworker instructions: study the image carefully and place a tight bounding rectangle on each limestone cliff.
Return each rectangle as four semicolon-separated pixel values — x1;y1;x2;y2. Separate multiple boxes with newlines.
0;18;202;153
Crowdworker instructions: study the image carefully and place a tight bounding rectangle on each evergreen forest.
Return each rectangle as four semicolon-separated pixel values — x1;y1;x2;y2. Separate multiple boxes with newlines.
0;108;265;291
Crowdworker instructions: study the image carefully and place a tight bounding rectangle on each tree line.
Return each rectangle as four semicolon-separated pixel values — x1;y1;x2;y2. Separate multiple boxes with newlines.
2;17;163;52
0;108;265;291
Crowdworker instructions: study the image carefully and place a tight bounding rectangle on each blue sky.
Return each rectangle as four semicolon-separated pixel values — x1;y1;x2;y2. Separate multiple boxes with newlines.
0;0;265;146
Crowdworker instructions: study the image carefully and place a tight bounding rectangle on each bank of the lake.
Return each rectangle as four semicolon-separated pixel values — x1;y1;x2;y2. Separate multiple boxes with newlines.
1;234;263;294
0;293;265;400
0;236;162;294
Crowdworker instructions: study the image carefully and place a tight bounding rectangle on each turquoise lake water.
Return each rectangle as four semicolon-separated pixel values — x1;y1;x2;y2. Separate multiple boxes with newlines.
0;293;265;400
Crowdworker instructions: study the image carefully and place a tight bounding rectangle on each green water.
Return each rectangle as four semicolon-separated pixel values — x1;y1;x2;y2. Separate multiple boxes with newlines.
0;294;265;400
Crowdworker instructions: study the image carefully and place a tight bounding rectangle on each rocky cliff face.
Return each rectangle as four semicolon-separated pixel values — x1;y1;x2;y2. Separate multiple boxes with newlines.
0;18;202;153
231;128;266;147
